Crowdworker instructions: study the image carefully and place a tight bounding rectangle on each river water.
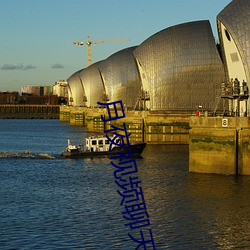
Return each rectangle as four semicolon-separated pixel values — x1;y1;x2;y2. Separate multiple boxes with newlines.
0;119;250;249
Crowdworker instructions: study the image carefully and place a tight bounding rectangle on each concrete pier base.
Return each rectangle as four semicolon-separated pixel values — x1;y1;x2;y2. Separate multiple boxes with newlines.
189;117;250;175
59;106;190;144
59;106;71;122
61;107;250;175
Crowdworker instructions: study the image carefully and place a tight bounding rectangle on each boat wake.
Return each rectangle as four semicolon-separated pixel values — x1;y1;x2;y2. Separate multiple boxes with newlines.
0;151;55;159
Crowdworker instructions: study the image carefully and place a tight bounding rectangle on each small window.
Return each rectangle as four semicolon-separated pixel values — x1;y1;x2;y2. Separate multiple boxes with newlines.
105;140;110;144
98;140;103;145
224;29;231;42
230;52;239;62
92;140;97;145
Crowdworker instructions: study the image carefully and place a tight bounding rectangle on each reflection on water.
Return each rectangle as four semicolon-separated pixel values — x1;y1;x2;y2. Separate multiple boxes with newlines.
0;120;250;249
137;145;250;249
186;174;250;249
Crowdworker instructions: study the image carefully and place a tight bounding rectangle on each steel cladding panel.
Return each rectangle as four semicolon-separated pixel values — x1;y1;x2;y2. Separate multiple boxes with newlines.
79;61;104;108
99;46;141;108
217;0;250;84
134;20;225;111
67;69;85;106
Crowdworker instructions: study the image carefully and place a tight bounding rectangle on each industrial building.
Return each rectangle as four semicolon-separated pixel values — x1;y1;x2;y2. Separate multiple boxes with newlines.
20;83;68;105
67;0;249;116
21;86;53;96
52;80;68;98
0;92;19;104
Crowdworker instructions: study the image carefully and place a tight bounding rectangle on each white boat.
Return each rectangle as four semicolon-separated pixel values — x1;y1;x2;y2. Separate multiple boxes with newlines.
61;135;146;158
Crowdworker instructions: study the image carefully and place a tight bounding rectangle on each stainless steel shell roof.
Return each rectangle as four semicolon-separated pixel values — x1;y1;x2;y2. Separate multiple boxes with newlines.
133;20;225;111
99;46;140;108
79;61;104;108
217;0;250;83
67;69;85;106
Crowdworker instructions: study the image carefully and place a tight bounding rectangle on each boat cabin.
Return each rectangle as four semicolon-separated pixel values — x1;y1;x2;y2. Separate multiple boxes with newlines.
85;135;120;152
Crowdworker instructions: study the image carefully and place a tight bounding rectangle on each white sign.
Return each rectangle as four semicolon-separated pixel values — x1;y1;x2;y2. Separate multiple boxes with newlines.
222;118;228;127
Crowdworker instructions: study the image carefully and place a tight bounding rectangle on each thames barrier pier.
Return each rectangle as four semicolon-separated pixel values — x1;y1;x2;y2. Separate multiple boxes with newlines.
60;106;250;175
189;117;250;175
59;106;190;144
6;102;250;175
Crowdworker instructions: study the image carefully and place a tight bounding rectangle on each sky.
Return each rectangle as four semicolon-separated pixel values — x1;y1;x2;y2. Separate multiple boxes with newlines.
0;0;232;92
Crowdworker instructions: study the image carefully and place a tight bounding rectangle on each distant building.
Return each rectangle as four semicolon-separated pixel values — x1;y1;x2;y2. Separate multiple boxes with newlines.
43;86;53;96
21;86;40;96
21;86;53;96
52;80;68;98
20;85;59;105
0;92;19;104
22;95;59;105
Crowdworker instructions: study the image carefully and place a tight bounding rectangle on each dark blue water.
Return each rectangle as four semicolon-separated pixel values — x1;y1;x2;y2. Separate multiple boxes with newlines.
0;119;250;249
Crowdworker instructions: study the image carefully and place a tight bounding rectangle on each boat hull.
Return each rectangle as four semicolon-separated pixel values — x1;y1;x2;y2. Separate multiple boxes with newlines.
62;142;146;159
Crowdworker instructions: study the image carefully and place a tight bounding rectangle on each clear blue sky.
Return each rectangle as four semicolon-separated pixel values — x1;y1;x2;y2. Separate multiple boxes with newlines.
0;0;232;92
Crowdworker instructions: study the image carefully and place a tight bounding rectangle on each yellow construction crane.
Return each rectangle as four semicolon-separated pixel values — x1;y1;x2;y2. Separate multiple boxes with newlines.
73;35;129;66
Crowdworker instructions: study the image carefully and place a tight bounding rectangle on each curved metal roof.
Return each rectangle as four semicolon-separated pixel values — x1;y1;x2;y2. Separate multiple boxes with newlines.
217;0;250;83
99;46;140;108
134;20;225;111
67;68;85;106
79;61;104;108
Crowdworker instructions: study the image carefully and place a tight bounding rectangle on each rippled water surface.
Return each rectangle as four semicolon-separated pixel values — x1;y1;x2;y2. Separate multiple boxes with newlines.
0;119;250;249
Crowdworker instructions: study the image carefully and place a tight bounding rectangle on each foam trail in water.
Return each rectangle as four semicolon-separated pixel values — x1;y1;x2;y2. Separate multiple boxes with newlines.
0;151;55;159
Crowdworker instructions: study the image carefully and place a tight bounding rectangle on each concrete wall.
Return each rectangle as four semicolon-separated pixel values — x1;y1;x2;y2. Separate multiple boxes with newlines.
145;113;189;144
189;117;250;175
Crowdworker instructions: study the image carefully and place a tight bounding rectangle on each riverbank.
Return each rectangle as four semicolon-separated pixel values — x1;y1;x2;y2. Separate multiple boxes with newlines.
0;104;59;119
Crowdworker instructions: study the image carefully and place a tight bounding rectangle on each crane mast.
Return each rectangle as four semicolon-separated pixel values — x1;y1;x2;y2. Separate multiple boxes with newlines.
73;35;129;66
